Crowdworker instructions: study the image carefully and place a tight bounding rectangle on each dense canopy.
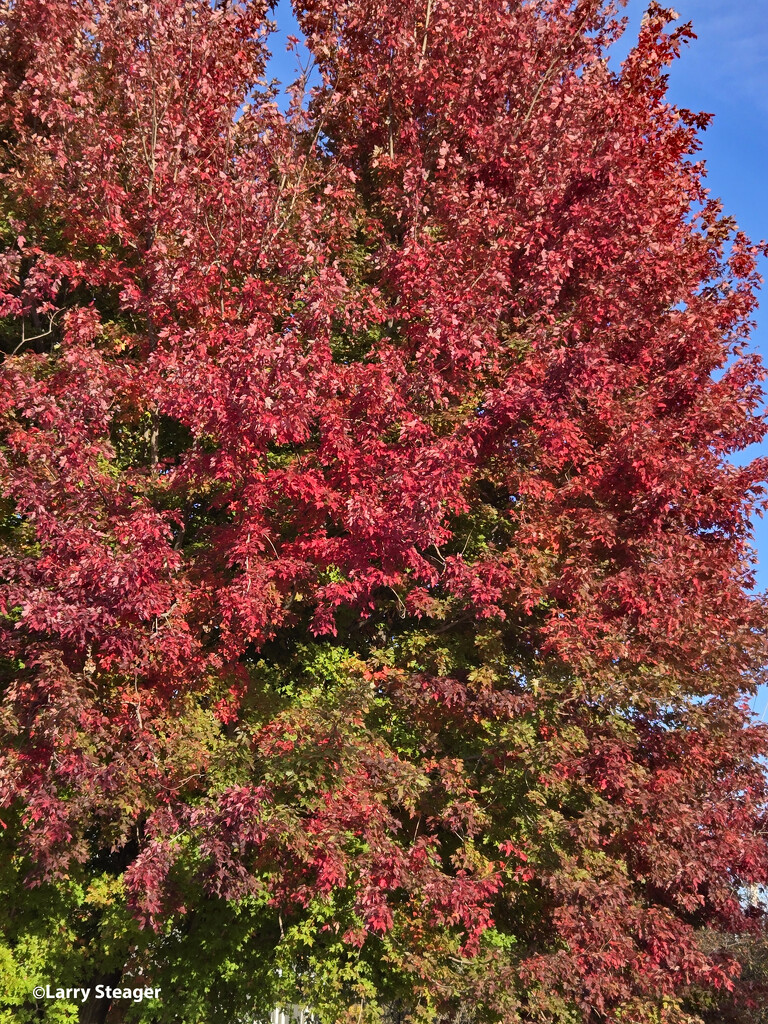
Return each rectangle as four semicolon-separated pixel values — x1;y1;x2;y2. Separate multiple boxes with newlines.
1;1;768;1022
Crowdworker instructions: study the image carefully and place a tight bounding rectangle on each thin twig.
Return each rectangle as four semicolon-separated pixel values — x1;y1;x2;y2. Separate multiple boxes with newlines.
419;0;433;63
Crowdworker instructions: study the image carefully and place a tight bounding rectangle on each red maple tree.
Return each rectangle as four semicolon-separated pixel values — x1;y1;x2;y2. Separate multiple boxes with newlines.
1;1;768;1022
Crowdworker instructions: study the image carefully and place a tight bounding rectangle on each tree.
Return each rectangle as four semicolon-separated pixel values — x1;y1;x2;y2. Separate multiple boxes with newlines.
1;0;768;1021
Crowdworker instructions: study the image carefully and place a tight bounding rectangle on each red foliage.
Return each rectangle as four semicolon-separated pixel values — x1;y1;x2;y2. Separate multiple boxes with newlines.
1;0;768;1019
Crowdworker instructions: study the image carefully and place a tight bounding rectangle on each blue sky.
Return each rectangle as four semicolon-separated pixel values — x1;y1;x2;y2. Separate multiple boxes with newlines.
266;0;768;710
613;1;768;715
615;0;768;552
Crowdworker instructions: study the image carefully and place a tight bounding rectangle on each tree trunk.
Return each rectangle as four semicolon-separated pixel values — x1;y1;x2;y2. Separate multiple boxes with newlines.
79;971;123;1024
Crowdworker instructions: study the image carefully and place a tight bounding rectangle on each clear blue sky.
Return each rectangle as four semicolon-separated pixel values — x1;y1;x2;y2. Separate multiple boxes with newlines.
613;1;768;716
266;0;768;712
616;0;768;554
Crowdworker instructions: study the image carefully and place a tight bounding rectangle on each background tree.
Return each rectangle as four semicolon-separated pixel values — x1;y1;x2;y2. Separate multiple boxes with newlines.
1;1;768;1022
